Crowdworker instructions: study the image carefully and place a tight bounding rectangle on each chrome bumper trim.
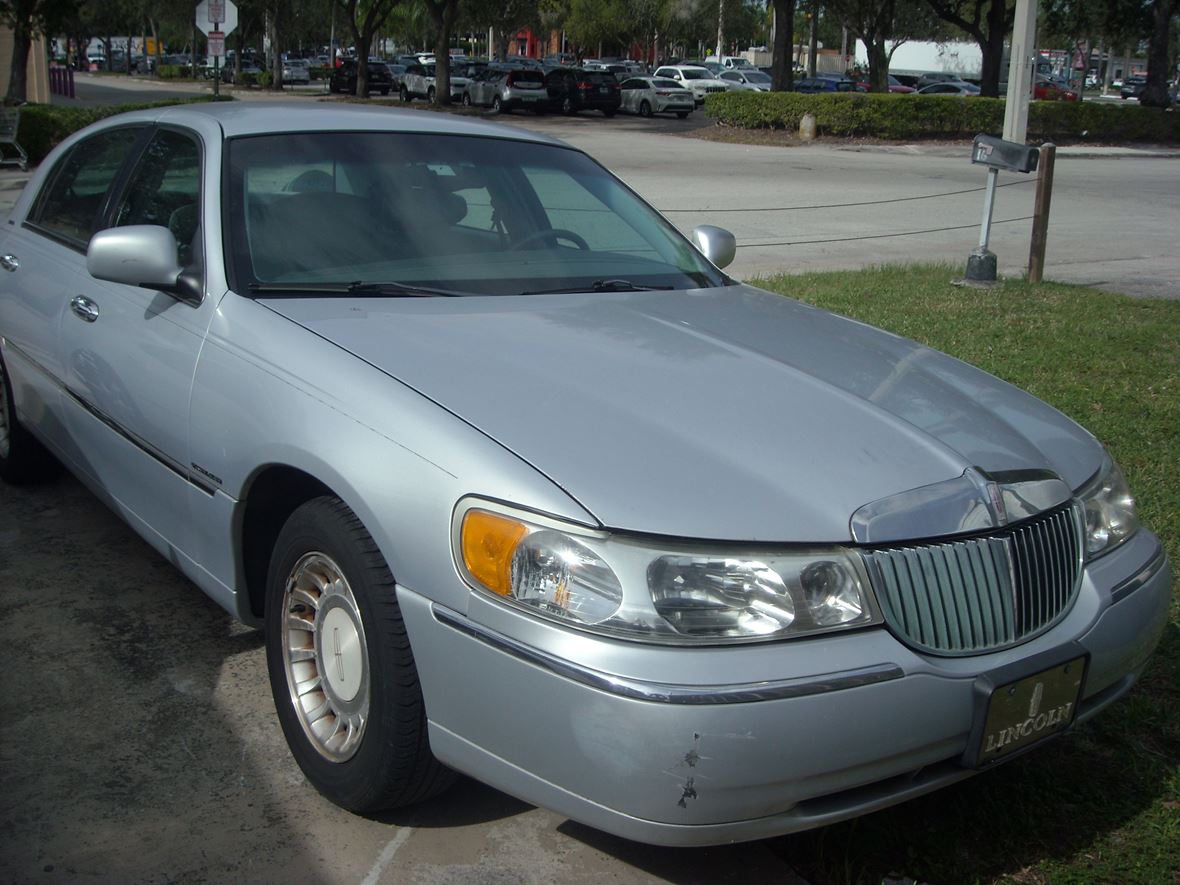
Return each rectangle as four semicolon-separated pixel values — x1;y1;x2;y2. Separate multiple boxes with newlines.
1109;546;1168;605
432;606;904;705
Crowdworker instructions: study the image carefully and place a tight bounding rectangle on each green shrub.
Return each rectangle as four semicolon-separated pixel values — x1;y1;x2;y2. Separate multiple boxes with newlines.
15;96;233;166
309;65;331;81
156;64;190;80
704;91;1180;143
258;71;273;89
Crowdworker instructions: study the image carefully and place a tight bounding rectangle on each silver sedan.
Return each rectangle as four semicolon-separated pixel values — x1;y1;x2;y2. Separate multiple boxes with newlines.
0;103;1169;848
619;76;695;118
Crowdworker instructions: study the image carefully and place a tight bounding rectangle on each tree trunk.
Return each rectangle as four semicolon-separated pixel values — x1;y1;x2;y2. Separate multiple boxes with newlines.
5;23;30;103
770;0;795;91
716;0;725;58
1141;0;1173;108
434;24;451;104
807;1;818;77
268;9;282;89
977;0;1006;97
866;37;888;91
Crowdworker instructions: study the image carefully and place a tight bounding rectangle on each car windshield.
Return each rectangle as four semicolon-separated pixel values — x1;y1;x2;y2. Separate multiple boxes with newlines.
225;132;727;296
744;71;771;84
679;69;710;80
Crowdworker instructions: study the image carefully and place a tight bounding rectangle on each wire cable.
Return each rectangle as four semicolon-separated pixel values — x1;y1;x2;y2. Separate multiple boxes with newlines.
660;179;1036;214
742;215;1035;248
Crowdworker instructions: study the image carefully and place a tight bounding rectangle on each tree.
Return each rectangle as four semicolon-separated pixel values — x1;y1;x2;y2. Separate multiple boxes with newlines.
827;0;939;90
1;0;72;102
770;0;795;89
924;0;1013;96
336;0;404;96
463;0;542;61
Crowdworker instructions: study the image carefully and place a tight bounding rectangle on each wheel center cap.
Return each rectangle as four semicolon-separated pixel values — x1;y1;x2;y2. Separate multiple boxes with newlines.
321;606;363;702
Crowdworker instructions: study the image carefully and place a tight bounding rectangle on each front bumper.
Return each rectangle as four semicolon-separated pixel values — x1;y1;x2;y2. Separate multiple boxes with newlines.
400;530;1170;846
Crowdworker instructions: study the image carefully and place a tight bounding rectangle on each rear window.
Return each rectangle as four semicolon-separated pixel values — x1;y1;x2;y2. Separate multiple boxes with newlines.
511;70;543;84
581;72;615;85
651;79;680;88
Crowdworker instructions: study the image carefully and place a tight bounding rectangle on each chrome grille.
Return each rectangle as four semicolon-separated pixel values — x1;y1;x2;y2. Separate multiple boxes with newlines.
862;503;1083;655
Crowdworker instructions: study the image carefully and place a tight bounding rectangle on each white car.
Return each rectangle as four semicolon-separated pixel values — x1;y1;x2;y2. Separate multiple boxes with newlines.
652;65;729;104
618;76;694;118
719;69;772;91
282;59;311;84
400;62;471;102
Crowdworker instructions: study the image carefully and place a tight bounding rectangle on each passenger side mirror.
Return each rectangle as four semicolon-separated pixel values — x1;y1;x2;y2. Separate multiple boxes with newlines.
691;224;737;270
87;225;201;305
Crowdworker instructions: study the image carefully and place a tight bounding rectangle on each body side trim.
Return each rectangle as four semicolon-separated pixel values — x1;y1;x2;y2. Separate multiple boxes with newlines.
432;605;904;704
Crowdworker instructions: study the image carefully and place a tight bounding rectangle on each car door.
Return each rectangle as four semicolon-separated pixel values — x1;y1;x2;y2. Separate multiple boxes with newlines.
0;124;147;459
57;125;217;549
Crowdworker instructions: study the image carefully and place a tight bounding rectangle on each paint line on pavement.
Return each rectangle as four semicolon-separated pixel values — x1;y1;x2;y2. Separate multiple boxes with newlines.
360;827;414;885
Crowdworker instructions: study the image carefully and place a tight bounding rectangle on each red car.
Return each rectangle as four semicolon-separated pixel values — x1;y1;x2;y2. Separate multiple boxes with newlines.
855;74;916;94
1034;76;1077;101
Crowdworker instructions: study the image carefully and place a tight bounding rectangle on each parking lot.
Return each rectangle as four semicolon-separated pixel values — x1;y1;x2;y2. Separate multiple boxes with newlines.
1;78;1177;884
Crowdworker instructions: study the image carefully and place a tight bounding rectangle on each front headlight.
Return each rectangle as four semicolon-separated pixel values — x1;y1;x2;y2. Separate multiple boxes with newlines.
455;500;880;644
1078;455;1139;559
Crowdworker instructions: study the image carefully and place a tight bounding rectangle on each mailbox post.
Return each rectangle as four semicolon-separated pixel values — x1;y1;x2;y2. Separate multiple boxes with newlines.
964;134;1039;283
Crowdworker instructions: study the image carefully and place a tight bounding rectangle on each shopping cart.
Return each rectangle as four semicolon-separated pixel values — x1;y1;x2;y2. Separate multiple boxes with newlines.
0;107;29;171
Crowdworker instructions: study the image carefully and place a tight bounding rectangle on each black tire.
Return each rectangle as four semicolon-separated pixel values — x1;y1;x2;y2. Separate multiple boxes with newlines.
265;496;454;812
602;108;616;117
380;87;389;96
561;96;574;115
0;353;57;484
400;85;409;102
492;95;502;114
676;111;689;119
427;86;436;103
639;100;652;118
461;92;472;106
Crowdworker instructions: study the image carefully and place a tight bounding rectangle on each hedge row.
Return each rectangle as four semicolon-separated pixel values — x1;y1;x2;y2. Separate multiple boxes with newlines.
703;92;1180;143
15;96;231;165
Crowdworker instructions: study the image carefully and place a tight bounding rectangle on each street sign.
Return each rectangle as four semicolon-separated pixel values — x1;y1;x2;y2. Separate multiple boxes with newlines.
207;32;225;57
195;0;237;37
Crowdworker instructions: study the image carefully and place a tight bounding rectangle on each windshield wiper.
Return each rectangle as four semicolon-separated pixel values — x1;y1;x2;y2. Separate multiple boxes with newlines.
248;281;468;298
518;279;675;296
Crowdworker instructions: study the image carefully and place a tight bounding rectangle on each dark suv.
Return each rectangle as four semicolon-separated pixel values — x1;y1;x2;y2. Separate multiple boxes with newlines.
544;68;621;116
329;58;392;96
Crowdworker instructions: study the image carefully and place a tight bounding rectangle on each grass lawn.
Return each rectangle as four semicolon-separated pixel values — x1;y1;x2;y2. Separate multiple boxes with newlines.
750;265;1178;885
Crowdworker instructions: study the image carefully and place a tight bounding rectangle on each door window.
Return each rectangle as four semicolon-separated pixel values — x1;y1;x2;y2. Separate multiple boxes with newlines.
29;127;143;248
112;129;202;267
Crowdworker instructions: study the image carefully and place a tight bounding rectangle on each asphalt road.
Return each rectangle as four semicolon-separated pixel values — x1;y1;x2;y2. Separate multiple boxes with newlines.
1;75;1175;884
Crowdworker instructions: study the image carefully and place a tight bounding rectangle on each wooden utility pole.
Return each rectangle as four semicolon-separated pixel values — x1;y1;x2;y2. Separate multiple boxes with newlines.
1028;143;1056;282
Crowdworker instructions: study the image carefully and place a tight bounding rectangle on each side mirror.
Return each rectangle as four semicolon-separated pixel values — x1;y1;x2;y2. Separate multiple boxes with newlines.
87;225;201;305
691;224;737;269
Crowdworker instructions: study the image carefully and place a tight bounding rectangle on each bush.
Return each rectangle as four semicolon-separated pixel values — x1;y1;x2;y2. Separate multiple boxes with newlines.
15;96;233;166
156;64;190;80
310;65;331;81
704;91;1180;143
258;71;273;89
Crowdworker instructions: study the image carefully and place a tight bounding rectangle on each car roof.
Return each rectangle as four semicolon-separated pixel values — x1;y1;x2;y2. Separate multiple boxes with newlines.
106;102;568;146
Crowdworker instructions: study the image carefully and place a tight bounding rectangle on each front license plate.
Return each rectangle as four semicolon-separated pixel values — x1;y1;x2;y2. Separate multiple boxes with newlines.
972;655;1086;767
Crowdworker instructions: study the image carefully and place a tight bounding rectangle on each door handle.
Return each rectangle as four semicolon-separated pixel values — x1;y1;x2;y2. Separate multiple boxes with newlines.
70;295;100;323
0;254;18;272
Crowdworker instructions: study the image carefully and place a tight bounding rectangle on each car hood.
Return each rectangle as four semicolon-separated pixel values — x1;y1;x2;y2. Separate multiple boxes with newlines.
260;285;1102;542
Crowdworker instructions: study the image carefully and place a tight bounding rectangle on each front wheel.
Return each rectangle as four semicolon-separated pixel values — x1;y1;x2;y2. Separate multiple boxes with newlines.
379;87;389;96
602;108;616;117
492;95;502;114
462;92;472;106
427;86;436;103
676;111;689;119
265;496;454;812
400;85;409;102
639;100;652;118
0;353;57;484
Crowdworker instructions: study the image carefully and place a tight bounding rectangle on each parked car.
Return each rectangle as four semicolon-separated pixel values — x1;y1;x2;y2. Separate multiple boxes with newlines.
282;58;311;84
917;80;981;95
796;76;863;93
1120;75;1147;99
400;62;471;103
1033;75;1077;101
543;67;621;115
618;76;694;117
707;55;756;70
652;65;729;104
719;69;772;91
463;67;547;113
855;74;916;93
328;58;391;95
0;102;1169;851
221;59;264;84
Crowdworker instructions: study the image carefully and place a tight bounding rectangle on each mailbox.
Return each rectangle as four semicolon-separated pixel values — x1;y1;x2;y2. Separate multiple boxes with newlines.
971;134;1039;174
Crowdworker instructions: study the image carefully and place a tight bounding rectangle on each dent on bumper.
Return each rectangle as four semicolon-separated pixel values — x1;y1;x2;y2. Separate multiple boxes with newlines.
400;537;1170;846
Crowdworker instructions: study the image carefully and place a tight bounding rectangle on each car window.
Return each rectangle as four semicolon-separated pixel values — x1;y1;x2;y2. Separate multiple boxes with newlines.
721;72;739;81
226;133;724;295
621;79;642;89
651;79;680;89
112;128;202;267
680;69;708;80
29;126;143;247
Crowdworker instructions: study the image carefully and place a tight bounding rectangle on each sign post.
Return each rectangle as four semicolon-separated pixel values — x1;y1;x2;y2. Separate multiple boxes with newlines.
196;0;237;98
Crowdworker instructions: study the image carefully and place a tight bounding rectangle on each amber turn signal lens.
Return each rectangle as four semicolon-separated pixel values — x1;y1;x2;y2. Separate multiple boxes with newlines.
461;510;527;596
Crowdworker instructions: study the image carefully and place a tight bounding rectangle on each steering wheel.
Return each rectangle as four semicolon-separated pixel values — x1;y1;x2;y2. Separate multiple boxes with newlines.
508;228;590;251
